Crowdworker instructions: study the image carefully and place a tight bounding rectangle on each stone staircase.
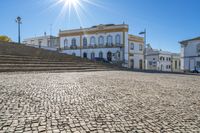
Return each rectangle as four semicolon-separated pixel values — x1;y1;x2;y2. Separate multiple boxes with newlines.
0;42;120;72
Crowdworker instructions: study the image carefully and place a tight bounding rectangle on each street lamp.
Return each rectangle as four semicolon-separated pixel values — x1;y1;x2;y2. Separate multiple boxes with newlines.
15;16;22;44
139;29;147;69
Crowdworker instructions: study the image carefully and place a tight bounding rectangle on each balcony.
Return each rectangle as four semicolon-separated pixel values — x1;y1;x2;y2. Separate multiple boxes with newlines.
61;44;123;50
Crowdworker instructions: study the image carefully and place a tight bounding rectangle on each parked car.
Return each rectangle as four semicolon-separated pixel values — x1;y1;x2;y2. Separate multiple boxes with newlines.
191;68;200;73
93;58;110;63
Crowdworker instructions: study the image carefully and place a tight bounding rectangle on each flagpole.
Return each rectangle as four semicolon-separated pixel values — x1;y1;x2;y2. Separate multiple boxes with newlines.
144;29;146;70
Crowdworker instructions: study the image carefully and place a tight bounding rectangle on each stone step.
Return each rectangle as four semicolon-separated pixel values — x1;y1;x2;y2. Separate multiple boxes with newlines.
0;60;99;65
0;67;112;72
0;64;104;67
0;54;83;61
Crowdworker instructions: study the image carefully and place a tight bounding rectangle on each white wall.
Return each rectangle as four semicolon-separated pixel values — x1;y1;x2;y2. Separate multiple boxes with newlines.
181;40;200;71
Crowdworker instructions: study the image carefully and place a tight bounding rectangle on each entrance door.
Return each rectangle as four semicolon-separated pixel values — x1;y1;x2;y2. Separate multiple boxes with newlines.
83;53;87;58
107;52;112;61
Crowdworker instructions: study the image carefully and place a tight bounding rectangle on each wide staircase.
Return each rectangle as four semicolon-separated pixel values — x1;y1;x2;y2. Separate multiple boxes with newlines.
0;42;120;72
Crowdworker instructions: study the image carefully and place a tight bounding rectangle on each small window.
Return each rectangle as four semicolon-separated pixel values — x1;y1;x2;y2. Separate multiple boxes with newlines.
130;43;134;50
83;37;87;48
139;45;143;51
115;34;121;45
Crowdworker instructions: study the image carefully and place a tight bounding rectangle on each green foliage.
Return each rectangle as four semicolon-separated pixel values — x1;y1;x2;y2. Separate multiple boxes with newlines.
0;35;12;42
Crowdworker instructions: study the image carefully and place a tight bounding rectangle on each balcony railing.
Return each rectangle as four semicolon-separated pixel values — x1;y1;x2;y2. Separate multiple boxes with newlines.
61;44;123;50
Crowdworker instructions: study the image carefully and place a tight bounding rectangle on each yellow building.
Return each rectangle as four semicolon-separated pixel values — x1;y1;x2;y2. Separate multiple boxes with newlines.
128;35;144;69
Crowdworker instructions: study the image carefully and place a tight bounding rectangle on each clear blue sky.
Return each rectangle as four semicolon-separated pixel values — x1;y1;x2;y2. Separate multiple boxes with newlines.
0;0;200;53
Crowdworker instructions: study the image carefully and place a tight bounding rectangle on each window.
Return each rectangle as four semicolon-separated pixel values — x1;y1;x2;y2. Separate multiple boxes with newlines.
197;44;200;53
90;36;96;46
64;39;68;48
115;34;121;45
83;37;87;48
107;35;113;46
71;38;77;49
197;61;200;68
130;43;134;50
169;57;171;61
99;52;103;58
98;36;104;47
139;44;143;51
71;38;76;46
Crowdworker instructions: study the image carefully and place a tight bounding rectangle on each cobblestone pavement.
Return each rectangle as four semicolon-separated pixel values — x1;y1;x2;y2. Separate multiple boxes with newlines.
0;71;200;133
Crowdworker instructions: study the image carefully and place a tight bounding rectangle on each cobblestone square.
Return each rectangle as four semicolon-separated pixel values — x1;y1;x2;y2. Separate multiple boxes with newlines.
0;71;200;132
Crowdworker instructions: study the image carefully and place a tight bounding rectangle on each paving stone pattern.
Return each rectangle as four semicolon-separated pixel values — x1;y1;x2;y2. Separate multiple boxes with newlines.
0;71;200;133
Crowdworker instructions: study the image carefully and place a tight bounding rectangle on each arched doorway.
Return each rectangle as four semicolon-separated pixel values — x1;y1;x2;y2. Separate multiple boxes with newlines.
83;52;87;58
107;51;112;61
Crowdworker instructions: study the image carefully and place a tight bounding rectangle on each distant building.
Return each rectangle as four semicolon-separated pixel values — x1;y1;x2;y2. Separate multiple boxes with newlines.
171;53;181;72
23;34;60;50
128;34;144;69
146;44;180;72
180;36;200;71
59;24;129;65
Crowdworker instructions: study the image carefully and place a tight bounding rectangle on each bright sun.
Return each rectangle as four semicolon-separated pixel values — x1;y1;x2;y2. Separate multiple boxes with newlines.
48;0;103;27
60;0;80;7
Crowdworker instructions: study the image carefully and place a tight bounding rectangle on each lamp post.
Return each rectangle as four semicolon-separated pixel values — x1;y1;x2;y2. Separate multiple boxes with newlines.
139;29;147;69
15;16;22;44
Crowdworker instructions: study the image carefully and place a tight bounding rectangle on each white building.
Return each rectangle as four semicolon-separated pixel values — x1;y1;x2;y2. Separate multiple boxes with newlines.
59;24;129;65
180;36;200;71
128;34;144;69
146;45;173;72
23;34;60;50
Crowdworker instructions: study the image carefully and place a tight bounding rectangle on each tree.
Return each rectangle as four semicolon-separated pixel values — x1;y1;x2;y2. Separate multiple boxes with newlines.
0;35;12;42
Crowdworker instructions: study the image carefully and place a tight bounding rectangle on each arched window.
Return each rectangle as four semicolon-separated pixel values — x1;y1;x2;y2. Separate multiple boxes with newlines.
64;39;68;48
98;36;104;47
90;36;96;46
83;37;87;48
71;38;77;49
107;35;113;46
71;38;76;46
115;34;121;45
99;51;103;58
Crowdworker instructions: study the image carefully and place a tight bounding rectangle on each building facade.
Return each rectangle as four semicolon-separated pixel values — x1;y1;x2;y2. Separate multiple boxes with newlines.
145;45;180;72
23;35;60;50
180;37;200;71
59;24;129;64
128;35;144;69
